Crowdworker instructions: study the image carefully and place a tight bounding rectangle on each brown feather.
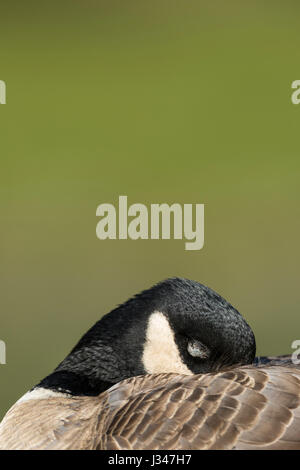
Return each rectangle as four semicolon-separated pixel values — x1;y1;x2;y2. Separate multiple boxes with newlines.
1;364;300;449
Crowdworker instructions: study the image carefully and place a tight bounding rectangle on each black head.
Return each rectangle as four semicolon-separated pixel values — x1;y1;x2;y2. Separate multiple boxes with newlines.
36;278;256;396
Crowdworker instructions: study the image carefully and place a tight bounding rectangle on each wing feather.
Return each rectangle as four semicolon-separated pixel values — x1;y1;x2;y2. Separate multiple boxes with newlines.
103;363;300;450
1;360;300;449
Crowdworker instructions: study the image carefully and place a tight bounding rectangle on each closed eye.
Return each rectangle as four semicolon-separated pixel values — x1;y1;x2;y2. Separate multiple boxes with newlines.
187;339;210;359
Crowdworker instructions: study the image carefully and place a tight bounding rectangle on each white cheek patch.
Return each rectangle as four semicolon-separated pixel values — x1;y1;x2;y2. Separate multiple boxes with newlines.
142;311;192;375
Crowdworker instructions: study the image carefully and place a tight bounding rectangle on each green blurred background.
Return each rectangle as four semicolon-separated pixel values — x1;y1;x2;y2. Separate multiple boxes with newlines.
1;0;300;418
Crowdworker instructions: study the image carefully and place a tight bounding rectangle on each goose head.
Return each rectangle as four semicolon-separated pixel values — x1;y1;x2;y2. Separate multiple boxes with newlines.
36;278;256;396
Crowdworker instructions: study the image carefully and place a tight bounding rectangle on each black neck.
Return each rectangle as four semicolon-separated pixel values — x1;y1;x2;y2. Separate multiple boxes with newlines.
34;289;152;396
35;370;115;396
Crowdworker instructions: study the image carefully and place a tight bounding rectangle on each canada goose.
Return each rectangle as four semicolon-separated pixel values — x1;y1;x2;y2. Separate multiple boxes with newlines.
0;277;299;450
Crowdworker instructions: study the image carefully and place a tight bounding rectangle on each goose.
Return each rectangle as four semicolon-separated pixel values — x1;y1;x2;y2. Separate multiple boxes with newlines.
0;277;299;450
